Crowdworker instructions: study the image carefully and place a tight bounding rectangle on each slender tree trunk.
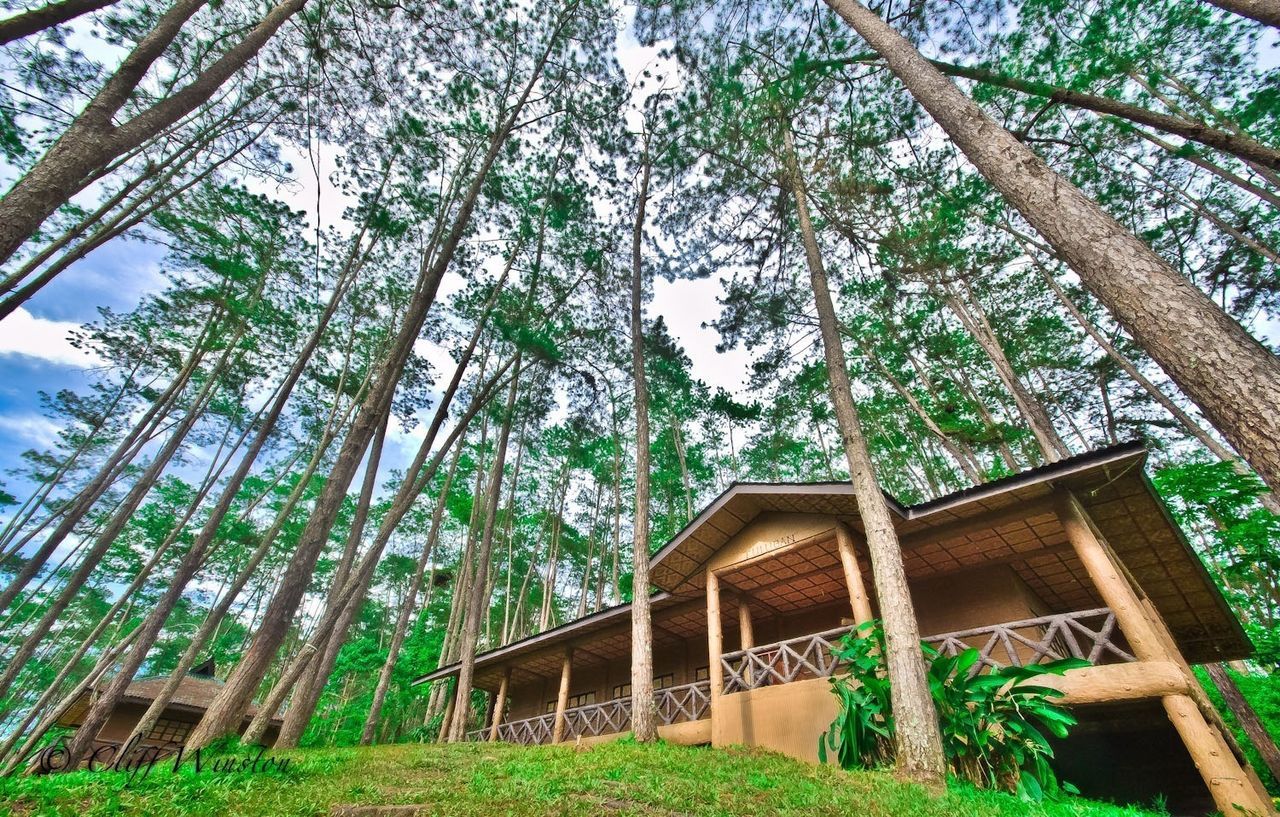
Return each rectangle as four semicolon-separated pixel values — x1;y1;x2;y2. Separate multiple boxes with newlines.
824;0;1280;497
0;0;308;268
183;98;532;748
784;126;946;788
630;146;658;744
0;292;254;703
361;438;464;744
1026;245;1280;515
446;360;521;742
271;410;391;748
942;283;1070;462
1204;663;1280;784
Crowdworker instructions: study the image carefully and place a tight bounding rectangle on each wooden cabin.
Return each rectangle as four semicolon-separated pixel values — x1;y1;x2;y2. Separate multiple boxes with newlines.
58;661;282;754
416;443;1273;816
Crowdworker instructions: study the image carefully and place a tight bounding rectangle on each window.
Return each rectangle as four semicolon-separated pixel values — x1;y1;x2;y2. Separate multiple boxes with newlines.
146;718;192;746
694;666;709;682
612;683;631;699
548;692;597;712
654;673;674;690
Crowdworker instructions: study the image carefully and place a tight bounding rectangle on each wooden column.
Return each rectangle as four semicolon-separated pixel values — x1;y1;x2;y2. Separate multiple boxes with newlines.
1056;490;1273;816
551;647;573;743
707;570;723;706
736;597;754;651
737;595;753;687
488;667;511;742
835;522;874;624
1055;492;1164;662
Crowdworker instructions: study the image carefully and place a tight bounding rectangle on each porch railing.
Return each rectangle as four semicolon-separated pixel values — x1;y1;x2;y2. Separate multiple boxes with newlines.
492;681;713;744
495;712;555;745
721;607;1131;694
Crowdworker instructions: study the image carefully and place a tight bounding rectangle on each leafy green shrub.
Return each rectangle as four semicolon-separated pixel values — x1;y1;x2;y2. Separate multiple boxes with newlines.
820;620;1088;800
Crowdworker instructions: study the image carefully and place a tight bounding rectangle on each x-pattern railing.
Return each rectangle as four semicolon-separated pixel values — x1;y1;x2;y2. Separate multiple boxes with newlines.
493;681;714;744
563;697;632;739
496;713;555;745
655;680;711;724
924;607;1133;674
721;607;1131;693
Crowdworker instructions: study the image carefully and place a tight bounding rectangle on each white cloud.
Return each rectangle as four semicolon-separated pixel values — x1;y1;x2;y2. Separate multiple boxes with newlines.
0;308;103;368
0;414;62;451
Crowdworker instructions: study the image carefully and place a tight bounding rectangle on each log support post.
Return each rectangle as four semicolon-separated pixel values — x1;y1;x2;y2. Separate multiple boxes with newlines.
489;666;511;742
835;522;874;624
552;647;572;744
436;678;456;744
1055;490;1273;815
737;594;753;686
707;570;723;710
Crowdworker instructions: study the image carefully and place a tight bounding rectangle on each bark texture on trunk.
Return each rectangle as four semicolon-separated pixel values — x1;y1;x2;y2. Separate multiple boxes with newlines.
823;0;1280;498
1204;0;1280;28
1205;663;1280;784
784;128;946;788
0;0;119;46
629;150;658;743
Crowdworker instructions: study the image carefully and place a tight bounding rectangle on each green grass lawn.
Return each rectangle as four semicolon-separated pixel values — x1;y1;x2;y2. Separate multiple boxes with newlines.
0;739;1166;817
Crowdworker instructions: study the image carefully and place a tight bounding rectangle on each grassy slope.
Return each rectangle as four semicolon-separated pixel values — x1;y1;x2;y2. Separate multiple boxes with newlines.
0;739;1166;817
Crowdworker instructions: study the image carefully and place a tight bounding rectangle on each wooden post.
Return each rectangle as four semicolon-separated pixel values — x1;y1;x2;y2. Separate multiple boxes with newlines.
1056;490;1274;815
551;647;573;743
736;596;754;651
707;570;723;707
488;667;511;742
835;522;874;624
1055;492;1164;662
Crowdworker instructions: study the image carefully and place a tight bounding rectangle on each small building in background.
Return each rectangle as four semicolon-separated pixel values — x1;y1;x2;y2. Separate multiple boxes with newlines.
57;660;282;753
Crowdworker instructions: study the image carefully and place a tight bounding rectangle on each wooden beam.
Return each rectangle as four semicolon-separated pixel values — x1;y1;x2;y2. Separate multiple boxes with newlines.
1031;661;1188;704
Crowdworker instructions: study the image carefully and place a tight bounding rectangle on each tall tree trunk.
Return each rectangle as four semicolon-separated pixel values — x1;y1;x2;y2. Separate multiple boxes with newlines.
1203;0;1280;28
0;0;307;270
0;310;221;610
629;144;658;744
182;73;544;746
57;225;374;765
1204;663;1280;784
0;289;256;703
0;0;119;45
446;359;521;742
360;437;464;745
241;353;517;746
1025;245;1280;515
271;410;391;748
784;126;946;788
824;0;1280;497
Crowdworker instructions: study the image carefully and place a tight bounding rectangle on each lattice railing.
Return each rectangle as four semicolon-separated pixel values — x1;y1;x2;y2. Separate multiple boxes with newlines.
721;626;853;693
496;713;555;745
464;727;486;742
655;681;711;724
492;681;714;744
721;607;1131;693
923;607;1133;674
563;698;632;739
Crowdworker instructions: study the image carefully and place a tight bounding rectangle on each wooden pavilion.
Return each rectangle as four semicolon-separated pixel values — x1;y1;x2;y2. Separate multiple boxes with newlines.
416;442;1273;815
